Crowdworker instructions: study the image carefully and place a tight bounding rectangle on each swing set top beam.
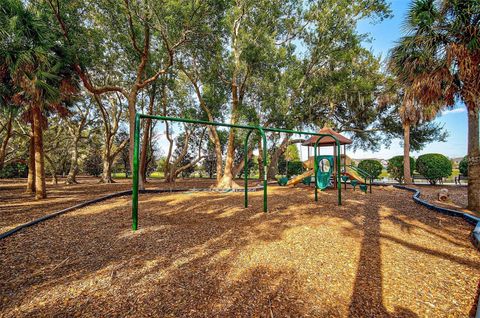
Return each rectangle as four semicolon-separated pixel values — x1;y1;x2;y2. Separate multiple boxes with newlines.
137;114;341;139
132;113;342;231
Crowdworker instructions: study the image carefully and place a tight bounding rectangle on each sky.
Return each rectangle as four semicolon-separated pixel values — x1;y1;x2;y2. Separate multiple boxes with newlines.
350;0;468;160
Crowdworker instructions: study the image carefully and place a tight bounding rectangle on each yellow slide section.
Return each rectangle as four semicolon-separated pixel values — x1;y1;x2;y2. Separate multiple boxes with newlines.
344;166;366;184
286;169;314;186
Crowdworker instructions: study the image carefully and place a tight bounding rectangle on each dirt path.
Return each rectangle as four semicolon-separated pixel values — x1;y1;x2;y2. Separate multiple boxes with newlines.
1;186;478;317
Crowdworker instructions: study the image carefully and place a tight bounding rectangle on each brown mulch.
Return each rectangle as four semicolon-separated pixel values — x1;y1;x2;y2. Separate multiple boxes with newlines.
410;185;478;215
1;186;479;317
0;177;241;234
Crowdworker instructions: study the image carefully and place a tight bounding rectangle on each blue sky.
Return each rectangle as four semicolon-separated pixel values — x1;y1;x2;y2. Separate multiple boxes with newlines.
351;0;468;159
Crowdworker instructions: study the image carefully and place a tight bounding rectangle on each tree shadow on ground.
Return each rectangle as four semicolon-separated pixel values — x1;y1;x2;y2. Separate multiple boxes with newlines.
0;186;478;317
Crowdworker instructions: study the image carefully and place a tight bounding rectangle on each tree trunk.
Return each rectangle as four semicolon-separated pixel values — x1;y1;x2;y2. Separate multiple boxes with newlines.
26;122;35;194
32;106;46;199
51;174;58;185
211;130;223;182
267;136;290;180
403;122;412;184
183;71;224;182
139;89;154;188
44;155;58;185
65;141;79;184
128;89;142;187
101;155;115;183
164;122;174;183
0;110;13;170
231;146;254;177
467;105;479;212
139;120;151;188
216;82;239;189
258;139;264;181
160;86;176;184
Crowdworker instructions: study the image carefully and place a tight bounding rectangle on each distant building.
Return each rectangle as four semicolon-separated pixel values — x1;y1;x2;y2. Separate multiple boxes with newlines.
451;157;464;165
450;156;465;168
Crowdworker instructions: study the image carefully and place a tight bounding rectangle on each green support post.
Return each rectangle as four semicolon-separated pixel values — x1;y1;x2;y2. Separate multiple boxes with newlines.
337;142;341;205
244;130;253;208
132;113;141;231
243;127;267;212
258;127;267;212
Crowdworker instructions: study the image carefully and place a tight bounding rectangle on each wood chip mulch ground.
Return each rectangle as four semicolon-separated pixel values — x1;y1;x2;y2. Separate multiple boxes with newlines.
0;177;224;234
1;185;479;317
410;185;478;216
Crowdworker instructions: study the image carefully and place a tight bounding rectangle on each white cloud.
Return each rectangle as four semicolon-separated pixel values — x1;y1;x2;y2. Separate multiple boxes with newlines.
441;108;466;116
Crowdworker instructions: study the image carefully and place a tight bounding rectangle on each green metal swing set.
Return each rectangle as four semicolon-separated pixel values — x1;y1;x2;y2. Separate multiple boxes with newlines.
131;113;342;231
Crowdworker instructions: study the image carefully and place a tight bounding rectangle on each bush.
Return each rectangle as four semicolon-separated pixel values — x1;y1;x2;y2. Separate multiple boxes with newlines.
358;159;383;179
0;160;28;178
278;160;304;177
83;149;103;177
459;156;468;176
416;153;452;185
387;155;415;183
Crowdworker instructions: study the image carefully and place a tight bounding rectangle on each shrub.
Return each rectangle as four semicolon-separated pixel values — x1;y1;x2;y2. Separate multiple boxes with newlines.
387;155;415;183
278;160;304;177
83;149;103;177
459;156;468;176
358;159;383;179
0;160;28;178
416;153;452;185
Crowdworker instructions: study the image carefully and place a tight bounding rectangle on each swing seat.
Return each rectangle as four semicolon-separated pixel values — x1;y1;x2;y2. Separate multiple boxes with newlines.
359;184;368;193
302;176;312;185
278;176;289;186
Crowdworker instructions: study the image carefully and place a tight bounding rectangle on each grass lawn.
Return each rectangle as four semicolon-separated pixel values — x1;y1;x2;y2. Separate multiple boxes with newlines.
112;171;165;179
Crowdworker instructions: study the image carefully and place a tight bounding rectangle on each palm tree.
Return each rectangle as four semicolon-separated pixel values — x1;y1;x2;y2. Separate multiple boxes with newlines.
389;0;479;210
398;89;441;184
0;0;77;199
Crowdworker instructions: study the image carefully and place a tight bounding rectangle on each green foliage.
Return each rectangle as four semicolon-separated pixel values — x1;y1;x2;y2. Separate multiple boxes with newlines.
387;155;415;183
284;144;300;161
0;0;421;191
278;145;301;177
358;159;383;179
0;160;28;178
278;160;304;178
0;0;77;111
459;156;468;177
83;149;103;177
416;153;452;185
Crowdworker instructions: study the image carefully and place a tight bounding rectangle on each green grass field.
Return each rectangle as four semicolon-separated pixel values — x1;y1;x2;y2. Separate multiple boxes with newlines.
112;171;165;179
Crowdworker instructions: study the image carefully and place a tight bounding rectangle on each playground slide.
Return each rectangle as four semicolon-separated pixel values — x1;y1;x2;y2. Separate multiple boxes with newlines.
286;169;314;186
344;166;367;184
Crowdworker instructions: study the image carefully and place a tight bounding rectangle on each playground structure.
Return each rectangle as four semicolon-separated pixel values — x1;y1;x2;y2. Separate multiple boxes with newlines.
286;126;373;193
132;113;344;231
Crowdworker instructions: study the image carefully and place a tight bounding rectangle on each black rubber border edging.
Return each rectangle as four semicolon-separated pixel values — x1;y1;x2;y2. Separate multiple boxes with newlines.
393;185;480;250
0;188;189;240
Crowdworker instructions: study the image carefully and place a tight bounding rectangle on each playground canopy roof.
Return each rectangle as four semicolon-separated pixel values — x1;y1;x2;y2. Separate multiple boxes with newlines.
302;126;352;146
